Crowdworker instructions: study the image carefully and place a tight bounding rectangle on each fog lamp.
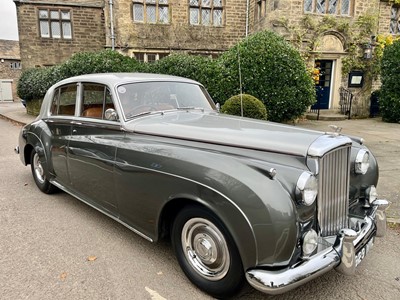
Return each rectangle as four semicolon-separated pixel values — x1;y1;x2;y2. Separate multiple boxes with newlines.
303;229;318;257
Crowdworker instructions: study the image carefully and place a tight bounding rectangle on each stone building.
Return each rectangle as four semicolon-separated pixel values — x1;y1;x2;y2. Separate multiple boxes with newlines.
0;40;21;102
14;0;106;69
14;0;400;116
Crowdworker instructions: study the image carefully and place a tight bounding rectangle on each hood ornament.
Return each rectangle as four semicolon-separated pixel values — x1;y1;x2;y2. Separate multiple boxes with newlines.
327;125;342;136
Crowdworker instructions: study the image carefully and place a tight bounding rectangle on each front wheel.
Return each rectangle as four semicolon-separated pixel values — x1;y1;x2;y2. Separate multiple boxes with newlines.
30;150;57;194
171;206;244;299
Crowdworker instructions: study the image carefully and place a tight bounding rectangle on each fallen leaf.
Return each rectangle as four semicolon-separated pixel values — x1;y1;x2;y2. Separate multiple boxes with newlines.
24;183;28;186
87;255;97;262
60;272;67;280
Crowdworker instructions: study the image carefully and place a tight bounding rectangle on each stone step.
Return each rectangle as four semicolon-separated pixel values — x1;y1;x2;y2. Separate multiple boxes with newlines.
305;111;348;121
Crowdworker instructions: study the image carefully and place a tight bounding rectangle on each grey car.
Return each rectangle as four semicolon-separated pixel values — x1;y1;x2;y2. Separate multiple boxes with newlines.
15;73;389;298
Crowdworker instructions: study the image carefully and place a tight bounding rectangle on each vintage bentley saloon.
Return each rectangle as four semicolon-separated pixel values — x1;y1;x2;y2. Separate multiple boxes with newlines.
16;73;389;298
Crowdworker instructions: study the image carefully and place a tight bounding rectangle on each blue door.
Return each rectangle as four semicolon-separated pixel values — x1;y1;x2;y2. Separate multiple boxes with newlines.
312;60;333;110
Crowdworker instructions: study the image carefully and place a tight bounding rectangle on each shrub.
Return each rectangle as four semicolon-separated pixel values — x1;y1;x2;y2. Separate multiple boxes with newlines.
59;49;142;77
214;30;316;122
221;94;267;120
148;53;219;92
380;40;400;123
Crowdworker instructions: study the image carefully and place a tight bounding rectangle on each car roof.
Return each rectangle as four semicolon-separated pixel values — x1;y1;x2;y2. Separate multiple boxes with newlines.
54;73;201;87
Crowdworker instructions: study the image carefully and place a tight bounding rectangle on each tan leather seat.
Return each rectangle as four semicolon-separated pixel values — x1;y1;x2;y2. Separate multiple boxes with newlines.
83;106;103;118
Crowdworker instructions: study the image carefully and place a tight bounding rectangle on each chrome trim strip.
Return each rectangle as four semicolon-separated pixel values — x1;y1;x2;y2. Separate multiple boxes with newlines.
50;180;154;243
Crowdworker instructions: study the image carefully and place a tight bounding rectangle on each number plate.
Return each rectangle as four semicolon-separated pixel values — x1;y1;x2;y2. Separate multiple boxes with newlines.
355;237;374;267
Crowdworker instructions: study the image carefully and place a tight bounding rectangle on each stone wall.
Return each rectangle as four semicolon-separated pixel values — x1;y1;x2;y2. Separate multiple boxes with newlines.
0;59;21;100
105;0;248;57
15;0;106;69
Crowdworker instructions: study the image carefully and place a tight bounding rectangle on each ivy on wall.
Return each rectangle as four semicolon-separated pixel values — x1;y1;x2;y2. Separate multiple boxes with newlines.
274;13;381;77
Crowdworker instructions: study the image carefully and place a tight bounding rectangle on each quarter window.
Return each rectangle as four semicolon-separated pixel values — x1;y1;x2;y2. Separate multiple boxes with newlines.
133;0;169;24
390;6;400;34
39;9;72;39
189;0;224;26
51;84;77;116
304;0;352;16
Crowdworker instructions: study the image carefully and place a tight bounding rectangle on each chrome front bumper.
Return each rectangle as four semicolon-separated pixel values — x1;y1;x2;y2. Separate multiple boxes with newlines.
246;199;389;295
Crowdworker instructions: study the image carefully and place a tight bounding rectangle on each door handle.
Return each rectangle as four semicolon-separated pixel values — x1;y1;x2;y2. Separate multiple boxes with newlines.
72;129;77;134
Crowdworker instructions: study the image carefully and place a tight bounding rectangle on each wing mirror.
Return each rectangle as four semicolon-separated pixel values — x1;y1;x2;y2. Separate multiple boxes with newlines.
105;108;118;121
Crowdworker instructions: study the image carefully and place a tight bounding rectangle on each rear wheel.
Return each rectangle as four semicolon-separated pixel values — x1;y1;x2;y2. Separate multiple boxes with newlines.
171;206;244;299
30;150;57;194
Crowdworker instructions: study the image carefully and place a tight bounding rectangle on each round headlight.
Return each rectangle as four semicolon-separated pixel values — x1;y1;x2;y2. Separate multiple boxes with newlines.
355;149;370;175
296;172;318;206
303;229;318;257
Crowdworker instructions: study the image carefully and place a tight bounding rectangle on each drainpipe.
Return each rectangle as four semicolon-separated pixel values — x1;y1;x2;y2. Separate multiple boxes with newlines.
109;0;115;50
245;0;250;36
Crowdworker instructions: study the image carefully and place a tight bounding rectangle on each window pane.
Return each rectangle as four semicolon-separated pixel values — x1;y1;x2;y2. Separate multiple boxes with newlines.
213;9;222;26
317;0;326;14
50;10;59;19
147;5;156;23
135;53;145;62
159;0;168;3
39;10;48;19
147;53;157;63
40;20;50;37
146;0;156;3
159;6;169;23
51;21;61;38
391;7;397;19
202;0;211;7
202;8;211;25
213;0;222;7
341;0;350;15
190;0;199;6
133;4;144;21
390;20;397;34
61;11;70;20
62;22;72;39
328;0;337;14
190;8;199;24
304;0;312;12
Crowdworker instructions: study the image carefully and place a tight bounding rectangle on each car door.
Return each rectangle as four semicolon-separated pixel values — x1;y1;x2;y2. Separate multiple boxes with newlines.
67;83;122;215
45;83;78;187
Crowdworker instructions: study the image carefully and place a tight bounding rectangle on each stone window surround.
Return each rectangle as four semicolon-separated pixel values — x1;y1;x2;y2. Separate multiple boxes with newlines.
390;5;400;34
257;0;267;20
189;0;224;27
304;0;353;16
132;0;170;24
133;52;169;63
38;7;72;39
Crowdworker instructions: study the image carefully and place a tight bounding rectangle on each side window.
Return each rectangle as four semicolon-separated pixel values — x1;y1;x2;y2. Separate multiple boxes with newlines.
50;84;77;116
81;83;115;120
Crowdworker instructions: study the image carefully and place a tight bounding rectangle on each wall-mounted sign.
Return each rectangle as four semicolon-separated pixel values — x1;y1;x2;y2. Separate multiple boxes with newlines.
348;71;364;88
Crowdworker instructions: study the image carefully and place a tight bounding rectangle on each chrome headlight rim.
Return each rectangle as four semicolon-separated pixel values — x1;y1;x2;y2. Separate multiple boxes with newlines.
355;149;370;175
296;172;318;206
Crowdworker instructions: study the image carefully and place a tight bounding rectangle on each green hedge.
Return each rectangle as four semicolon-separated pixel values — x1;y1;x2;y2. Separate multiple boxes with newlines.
221;94;267;120
17;50;141;101
380;40;400;123
148;53;219;95
214;31;315;122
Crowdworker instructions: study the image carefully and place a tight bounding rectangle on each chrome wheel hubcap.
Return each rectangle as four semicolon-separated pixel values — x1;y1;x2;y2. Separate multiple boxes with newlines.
181;217;230;280
33;153;45;184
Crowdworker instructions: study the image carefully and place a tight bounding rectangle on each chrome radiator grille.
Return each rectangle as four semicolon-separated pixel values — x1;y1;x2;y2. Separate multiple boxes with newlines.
318;145;351;237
